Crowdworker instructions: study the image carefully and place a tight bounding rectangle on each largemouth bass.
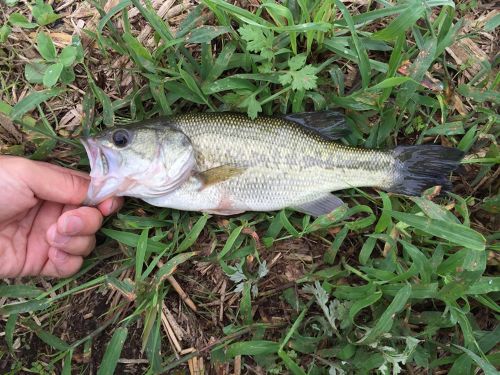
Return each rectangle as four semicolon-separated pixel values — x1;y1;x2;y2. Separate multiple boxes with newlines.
81;111;463;216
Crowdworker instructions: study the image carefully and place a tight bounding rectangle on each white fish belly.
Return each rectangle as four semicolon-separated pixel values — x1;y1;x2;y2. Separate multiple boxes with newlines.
143;165;392;214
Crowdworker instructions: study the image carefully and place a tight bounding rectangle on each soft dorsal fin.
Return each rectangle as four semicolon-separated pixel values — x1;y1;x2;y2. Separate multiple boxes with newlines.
282;111;351;140
292;194;345;217
196;165;245;189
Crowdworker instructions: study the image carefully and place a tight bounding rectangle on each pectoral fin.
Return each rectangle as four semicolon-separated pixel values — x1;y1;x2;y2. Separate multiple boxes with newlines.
196;165;245;189
293;194;345;217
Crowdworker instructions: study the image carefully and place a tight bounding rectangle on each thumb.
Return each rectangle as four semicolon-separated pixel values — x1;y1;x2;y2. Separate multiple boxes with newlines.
18;159;90;205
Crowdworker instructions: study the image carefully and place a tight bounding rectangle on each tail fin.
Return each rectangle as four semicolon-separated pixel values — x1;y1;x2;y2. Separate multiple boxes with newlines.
388;145;464;196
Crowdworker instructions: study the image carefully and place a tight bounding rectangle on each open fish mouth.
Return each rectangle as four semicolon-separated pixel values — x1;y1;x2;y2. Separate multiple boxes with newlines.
81;137;109;177
81;136;122;205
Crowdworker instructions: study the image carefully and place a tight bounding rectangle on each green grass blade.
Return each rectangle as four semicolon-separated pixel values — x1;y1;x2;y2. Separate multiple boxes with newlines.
155;251;197;282
372;1;425;41
176;214;209;253
226;340;280;359
10;88;63;120
334;0;370;88
135;228;149;282
358;284;411;344
98;327;129;375
391;211;486;251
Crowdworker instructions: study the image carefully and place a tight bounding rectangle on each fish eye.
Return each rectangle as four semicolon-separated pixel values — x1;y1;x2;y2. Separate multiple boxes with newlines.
112;130;130;148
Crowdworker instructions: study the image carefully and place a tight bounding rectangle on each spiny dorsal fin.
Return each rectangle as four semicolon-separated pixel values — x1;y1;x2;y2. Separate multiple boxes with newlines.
292;194;345;217
282;111;351;140
196;165;245;189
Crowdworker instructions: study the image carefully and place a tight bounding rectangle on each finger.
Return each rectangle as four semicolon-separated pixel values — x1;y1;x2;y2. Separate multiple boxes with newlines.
57;207;103;236
32;161;91;179
42;247;84;278
47;224;96;256
97;197;124;216
16;159;90;205
22;201;63;277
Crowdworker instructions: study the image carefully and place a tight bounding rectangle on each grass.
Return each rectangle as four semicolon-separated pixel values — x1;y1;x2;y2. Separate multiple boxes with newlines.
0;0;499;374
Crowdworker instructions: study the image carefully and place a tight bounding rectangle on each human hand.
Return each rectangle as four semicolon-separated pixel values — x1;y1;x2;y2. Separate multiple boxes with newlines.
0;156;123;278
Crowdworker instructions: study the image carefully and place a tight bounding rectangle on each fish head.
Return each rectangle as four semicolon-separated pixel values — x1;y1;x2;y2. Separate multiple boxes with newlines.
81;125;196;205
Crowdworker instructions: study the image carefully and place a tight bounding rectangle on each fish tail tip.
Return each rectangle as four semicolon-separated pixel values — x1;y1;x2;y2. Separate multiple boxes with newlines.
388;144;464;196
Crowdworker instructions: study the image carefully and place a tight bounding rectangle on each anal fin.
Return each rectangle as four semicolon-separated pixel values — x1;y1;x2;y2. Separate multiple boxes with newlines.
292;194;345;217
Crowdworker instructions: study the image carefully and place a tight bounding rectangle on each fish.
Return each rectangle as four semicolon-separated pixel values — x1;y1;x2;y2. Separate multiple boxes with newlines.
81;111;464;217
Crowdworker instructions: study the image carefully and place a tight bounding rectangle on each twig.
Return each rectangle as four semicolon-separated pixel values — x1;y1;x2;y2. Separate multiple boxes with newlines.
167;275;197;312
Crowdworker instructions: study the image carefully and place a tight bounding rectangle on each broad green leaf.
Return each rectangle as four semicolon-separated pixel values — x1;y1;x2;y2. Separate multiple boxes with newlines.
25;62;48;83
32;0;61;26
391;211;486;251
0;24;12;43
97;327;128;375
59;67;76;84
37;32;56;61
8;13;37;29
59;46;77;67
43;62;63;87
484;13;500;32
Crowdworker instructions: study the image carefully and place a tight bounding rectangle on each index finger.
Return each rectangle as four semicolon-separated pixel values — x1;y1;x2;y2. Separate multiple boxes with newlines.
17;159;90;205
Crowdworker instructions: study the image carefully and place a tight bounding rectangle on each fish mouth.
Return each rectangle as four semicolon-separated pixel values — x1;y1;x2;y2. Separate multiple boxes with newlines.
81;137;109;177
81;136;120;206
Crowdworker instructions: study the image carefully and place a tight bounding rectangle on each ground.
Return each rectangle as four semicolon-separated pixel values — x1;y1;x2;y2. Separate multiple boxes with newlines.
0;0;499;374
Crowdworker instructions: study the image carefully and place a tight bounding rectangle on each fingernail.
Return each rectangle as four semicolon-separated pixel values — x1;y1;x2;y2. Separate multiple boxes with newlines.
108;200;116;214
55;249;69;261
62;215;84;235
